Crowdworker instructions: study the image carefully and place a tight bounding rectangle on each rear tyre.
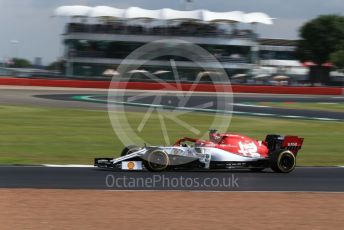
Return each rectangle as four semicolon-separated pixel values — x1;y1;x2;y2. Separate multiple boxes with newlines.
121;145;141;157
270;150;296;173
144;149;170;172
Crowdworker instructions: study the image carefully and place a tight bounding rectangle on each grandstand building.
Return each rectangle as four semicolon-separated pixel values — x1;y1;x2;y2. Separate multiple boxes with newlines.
55;6;302;82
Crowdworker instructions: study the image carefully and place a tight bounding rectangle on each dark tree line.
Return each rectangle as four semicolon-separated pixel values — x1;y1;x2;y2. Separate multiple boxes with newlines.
297;15;344;84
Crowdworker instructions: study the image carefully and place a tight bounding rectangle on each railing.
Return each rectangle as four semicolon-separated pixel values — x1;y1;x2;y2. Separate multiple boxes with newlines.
68;50;250;63
66;23;255;39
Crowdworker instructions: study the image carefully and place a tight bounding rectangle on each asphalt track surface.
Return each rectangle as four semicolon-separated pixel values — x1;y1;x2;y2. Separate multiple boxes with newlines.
0;86;342;121
0;86;343;191
72;93;344;121
0;166;343;191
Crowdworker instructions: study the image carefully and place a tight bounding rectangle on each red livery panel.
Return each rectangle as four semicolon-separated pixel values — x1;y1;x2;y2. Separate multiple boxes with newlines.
174;131;303;159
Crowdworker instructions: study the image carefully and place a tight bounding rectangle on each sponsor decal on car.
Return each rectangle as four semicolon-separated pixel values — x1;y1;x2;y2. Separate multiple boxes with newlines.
238;141;260;157
122;161;143;170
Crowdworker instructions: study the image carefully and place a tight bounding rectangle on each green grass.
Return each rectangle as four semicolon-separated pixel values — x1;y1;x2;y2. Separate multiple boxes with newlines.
260;102;344;113
0;105;343;166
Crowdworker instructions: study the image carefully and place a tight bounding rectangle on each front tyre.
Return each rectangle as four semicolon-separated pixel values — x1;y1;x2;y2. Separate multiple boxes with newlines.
270;150;296;173
144;149;170;172
121;145;141;157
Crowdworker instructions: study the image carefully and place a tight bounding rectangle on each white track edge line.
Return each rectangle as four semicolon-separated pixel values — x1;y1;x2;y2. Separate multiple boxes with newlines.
42;164;94;168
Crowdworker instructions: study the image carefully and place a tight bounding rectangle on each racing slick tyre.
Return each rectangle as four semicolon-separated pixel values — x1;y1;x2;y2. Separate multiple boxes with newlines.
270;150;296;173
144;149;170;172
121;145;141;157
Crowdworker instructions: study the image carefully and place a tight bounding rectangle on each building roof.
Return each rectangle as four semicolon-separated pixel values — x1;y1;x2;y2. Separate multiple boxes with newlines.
259;38;298;46
88;6;125;18
54;5;273;25
54;5;92;17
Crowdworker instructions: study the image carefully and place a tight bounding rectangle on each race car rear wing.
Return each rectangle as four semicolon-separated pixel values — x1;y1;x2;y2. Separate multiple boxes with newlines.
282;136;304;154
265;135;304;155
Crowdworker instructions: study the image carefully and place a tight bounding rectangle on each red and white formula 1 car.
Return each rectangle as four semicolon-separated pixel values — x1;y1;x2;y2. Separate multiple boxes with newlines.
95;130;304;173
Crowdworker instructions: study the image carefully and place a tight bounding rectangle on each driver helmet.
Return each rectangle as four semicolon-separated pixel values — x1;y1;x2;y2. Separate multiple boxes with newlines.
209;129;221;143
